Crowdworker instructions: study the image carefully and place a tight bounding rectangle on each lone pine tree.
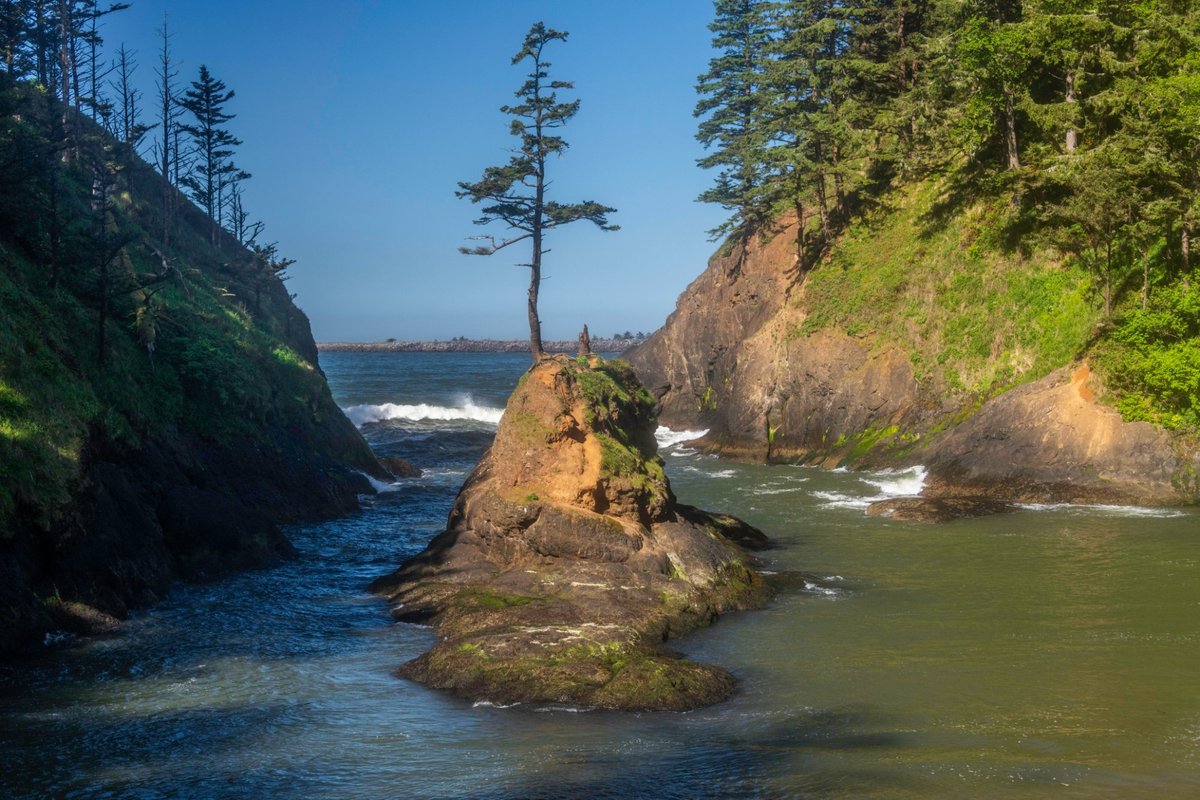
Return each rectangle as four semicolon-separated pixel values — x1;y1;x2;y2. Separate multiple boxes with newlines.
456;21;617;363
179;64;244;245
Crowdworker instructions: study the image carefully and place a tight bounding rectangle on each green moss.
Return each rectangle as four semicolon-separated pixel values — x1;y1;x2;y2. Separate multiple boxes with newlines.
458;588;538;611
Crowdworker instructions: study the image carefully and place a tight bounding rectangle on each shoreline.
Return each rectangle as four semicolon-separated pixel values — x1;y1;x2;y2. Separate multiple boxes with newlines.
317;338;638;354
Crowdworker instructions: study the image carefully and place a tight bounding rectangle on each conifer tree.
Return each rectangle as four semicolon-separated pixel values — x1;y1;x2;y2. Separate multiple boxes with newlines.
153;16;181;245
179;64;241;245
456;21;618;363
695;0;773;252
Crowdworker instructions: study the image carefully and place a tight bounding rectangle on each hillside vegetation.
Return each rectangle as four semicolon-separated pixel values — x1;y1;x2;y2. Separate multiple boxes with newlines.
0;69;379;646
694;0;1200;436
794;178;1097;399
2;83;370;528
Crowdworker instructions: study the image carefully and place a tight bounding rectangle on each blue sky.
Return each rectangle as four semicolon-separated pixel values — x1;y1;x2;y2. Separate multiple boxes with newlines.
107;2;725;341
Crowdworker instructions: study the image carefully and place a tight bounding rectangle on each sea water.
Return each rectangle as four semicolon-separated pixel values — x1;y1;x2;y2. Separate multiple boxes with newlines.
2;351;1198;799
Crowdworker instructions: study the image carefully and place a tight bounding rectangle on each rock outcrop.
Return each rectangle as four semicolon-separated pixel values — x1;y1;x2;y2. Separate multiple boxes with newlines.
626;216;1198;507
371;356;768;711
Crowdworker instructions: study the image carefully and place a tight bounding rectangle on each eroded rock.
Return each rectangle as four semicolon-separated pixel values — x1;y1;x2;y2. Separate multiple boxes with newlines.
371;356;768;711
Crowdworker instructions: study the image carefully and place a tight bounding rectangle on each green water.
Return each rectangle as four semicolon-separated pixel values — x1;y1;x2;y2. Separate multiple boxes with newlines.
667;461;1200;798
1;351;1197;798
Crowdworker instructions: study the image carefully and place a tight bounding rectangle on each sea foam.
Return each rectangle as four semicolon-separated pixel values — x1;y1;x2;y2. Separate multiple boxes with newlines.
655;426;709;449
816;465;928;511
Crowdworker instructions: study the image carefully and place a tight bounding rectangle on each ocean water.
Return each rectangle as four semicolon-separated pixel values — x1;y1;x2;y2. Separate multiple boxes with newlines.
2;351;1199;799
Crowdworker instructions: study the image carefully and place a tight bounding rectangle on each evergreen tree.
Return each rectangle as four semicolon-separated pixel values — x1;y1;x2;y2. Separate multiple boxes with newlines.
178;64;242;245
695;0;773;253
457;21;618;363
152;16;182;245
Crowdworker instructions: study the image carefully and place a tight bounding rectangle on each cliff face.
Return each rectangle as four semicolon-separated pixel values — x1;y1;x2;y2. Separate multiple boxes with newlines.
371;356;767;711
627;184;1199;506
0;89;384;651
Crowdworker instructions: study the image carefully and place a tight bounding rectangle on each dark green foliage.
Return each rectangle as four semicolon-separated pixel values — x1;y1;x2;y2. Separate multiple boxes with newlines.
698;0;1200;428
178;65;248;244
457;21;617;362
694;0;774;244
0;71;333;530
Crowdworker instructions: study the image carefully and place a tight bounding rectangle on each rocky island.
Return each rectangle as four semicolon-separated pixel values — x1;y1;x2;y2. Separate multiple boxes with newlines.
371;355;768;711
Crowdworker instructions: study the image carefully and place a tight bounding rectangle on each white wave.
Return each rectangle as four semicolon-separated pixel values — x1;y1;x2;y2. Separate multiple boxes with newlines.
342;398;504;427
655;426;709;449
752;486;805;495
815;466;928;511
472;700;521;709
813;490;874;510
359;472;403;494
1018;503;1188;519
803;581;843;598
861;466;927;497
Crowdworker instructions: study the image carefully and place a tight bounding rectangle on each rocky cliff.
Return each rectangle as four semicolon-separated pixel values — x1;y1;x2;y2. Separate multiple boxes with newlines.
0;90;385;651
626;183;1199;507
371;356;767;711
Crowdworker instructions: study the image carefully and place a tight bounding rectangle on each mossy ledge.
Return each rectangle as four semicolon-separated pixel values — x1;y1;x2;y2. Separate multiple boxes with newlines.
371;355;769;711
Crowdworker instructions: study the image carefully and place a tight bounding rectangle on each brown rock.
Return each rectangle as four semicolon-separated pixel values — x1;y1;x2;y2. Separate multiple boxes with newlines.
866;496;1017;523
625;214;1196;506
921;366;1193;505
371;356;769;711
379;456;422;479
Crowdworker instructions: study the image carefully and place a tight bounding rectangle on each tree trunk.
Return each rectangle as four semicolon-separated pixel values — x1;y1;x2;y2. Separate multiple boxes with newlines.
1004;85;1021;170
1182;226;1190;273
1104;241;1112;317
1142;256;1150;310
1065;70;1078;153
794;197;806;270
832;143;847;220
528;230;544;363
815;172;831;246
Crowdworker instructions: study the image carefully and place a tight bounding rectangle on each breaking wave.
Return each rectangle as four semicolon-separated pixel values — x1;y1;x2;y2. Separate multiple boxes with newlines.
655;426;709;449
815;465;928;511
343;398;504;428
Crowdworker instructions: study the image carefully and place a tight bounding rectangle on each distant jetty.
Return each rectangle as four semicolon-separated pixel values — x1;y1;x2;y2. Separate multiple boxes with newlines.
317;338;641;354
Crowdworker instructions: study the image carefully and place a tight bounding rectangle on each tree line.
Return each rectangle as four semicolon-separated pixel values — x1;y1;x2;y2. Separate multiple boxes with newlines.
694;0;1199;427
695;0;1200;306
0;1;292;365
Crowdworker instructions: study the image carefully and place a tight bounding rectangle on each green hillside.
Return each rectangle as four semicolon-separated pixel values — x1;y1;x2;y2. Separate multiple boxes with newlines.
0;76;378;647
694;0;1199;437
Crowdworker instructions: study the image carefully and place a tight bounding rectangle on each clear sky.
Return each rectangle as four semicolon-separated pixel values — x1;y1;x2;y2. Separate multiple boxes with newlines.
106;1;725;342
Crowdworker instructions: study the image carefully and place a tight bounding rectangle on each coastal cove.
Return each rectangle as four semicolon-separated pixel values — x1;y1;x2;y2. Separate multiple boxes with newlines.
3;351;1198;799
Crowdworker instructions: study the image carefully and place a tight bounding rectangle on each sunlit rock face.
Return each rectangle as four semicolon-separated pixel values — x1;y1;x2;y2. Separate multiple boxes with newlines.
371;355;769;711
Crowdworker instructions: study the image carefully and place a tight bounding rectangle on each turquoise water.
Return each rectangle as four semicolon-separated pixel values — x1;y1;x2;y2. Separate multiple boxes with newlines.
2;352;1198;798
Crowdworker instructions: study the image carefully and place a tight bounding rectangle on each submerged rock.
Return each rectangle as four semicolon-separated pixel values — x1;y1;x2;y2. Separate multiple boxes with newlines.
379;456;423;479
371;355;768;711
866;496;1018;523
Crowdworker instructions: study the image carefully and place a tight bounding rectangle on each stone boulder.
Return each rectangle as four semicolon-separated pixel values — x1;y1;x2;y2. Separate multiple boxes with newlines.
371;356;768;711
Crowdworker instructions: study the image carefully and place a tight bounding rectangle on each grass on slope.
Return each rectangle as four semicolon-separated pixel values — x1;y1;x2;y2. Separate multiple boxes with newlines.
0;143;338;536
793;179;1098;400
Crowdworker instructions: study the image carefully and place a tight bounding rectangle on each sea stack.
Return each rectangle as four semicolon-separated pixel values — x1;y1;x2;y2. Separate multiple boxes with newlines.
371;355;768;711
